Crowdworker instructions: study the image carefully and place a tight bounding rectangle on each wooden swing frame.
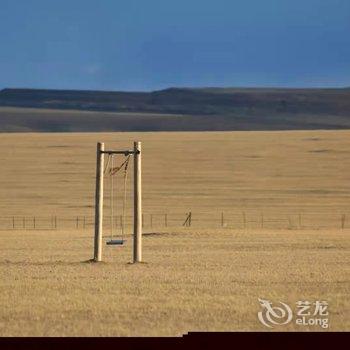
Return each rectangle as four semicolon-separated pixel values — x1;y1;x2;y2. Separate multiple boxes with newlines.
93;141;142;263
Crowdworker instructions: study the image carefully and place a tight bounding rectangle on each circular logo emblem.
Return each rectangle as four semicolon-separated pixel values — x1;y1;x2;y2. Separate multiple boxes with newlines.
258;298;293;328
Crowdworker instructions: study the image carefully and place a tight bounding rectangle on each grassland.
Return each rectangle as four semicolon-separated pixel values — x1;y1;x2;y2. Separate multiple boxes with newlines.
0;130;349;335
0;228;349;336
0;130;349;220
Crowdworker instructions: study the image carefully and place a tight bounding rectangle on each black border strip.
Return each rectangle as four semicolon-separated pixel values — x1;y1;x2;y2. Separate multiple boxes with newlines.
0;332;348;350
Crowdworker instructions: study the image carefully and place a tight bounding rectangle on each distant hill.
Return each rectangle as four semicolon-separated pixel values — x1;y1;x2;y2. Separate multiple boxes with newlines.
0;87;350;132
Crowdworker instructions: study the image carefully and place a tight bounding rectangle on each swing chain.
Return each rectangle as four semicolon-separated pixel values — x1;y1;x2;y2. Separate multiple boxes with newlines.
105;153;131;244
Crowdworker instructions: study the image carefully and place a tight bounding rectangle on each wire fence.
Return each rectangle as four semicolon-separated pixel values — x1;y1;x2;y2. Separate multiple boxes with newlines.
0;212;348;231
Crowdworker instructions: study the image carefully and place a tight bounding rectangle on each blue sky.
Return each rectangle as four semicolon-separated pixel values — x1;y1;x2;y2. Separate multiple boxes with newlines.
0;0;349;91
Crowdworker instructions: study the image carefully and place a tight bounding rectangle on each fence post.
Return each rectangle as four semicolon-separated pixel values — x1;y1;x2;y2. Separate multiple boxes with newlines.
189;212;192;227
299;214;302;229
165;214;168;227
221;212;224;227
12;216;15;229
341;214;346;229
54;216;57;229
150;214;153;228
183;212;191;227
76;216;79;229
23;217;25;229
261;213;264;229
33;217;36;229
242;212;246;229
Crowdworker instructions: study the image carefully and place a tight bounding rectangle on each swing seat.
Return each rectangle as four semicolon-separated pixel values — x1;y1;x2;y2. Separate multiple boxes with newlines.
106;239;125;246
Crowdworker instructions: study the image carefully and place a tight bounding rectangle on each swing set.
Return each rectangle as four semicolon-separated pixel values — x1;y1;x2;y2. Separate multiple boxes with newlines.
93;141;142;263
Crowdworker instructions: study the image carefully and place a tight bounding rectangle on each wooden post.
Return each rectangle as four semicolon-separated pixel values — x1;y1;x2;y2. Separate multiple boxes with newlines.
221;212;224;227
184;212;192;227
94;142;104;262
133;141;142;263
12;216;15;229
76;216;79;229
341;214;346;229
54;216;57;229
165;214;168;227
242;211;246;229
23;217;25;229
150;214;153;228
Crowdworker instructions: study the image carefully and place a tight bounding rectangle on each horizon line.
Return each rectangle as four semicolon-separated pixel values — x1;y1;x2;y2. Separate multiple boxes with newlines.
1;85;350;94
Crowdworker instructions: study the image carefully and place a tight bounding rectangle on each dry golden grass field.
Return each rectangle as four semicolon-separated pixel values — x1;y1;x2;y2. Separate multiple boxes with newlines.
0;130;350;225
0;130;349;335
0;228;349;336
